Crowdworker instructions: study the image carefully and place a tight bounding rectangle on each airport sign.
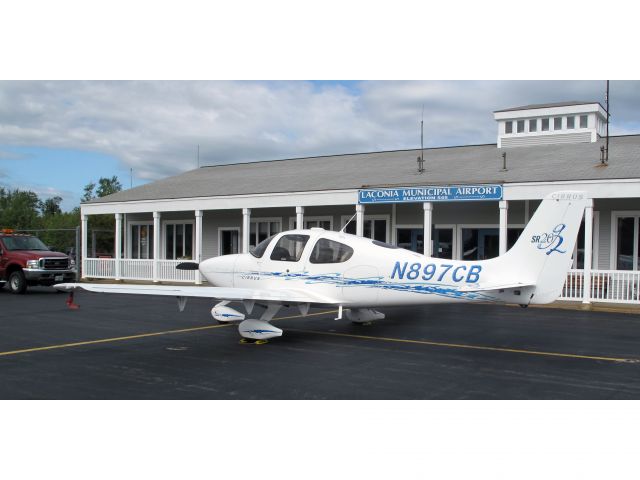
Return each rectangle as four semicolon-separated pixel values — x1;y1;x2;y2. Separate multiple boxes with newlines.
358;184;503;204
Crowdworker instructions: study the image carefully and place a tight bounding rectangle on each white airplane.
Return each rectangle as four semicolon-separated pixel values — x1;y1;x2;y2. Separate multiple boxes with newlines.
56;191;589;343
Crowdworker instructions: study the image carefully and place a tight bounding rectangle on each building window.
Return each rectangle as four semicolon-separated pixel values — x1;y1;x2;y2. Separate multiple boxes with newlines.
616;216;639;270
505;121;513;134
130;223;153;259
461;227;523;260
554;117;562;130
219;228;240;256
516;120;525;133
580;115;588;128
250;219;281;249
567;116;575;129
541;118;549;131
342;216;388;242
165;222;193;260
290;216;333;231
529;119;537;132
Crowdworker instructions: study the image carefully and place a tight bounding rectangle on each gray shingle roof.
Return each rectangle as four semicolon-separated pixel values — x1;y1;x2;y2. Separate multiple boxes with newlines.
90;135;640;204
494;100;602;113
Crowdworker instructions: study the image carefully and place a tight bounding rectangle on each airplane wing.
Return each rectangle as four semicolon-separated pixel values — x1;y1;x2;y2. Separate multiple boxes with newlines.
457;282;535;293
54;283;340;305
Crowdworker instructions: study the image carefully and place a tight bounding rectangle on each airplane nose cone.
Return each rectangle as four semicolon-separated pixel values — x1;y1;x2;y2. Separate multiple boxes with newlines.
200;254;239;287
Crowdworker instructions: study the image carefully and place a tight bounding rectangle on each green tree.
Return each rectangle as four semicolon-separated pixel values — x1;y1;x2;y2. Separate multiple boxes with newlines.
39;196;63;216
0;188;41;230
81;176;122;256
82;176;122;201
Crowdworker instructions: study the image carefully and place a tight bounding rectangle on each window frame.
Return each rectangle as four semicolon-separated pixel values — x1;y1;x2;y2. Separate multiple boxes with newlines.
566;116;575;129
579;114;588;129
288;215;334;231
126;220;154;259
541;118;550;131
516;120;525;133
456;222;526;261
249;217;282;249
505;121;513;134
162;220;195;260
571;211;599;269
610;211;640;270
395;223;457;258
529;118;537;133
553;117;562;130
340;214;390;243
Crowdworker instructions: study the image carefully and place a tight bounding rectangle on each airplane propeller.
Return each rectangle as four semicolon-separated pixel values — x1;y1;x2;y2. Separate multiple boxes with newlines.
176;262;199;270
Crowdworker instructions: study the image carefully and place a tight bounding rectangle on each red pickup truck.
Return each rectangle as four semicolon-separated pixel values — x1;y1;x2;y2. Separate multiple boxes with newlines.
0;230;76;294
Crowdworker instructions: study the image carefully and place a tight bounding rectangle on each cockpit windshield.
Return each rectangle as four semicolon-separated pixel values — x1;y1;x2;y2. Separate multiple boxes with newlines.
250;235;275;258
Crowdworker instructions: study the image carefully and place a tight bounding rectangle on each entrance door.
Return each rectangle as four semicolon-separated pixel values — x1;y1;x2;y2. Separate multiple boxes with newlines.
397;228;423;253
462;228;499;260
219;228;240;256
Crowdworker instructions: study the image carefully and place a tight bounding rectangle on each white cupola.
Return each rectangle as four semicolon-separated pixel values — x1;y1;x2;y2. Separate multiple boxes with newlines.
494;101;608;148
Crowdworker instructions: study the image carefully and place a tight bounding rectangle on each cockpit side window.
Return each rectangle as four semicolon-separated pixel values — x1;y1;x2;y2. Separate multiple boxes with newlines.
250;235;276;258
309;238;354;264
269;234;310;262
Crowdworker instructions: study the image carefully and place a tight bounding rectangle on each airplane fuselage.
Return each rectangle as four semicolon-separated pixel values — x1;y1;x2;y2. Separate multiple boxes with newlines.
200;228;532;308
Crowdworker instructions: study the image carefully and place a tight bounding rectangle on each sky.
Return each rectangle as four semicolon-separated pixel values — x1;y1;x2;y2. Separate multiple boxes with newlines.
1;80;639;211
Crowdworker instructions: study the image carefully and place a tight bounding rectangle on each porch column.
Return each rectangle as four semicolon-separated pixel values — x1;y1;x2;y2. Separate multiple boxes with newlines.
195;210;203;285
153;211;161;283
242;208;251;253
391;204;397;245
115;213;122;280
423;202;433;256
296;206;304;230
582;200;594;305
81;213;88;279
356;204;365;236
499;200;509;256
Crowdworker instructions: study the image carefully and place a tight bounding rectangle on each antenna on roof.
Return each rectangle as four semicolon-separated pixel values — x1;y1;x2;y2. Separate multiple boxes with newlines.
417;104;425;173
604;80;610;165
341;212;358;233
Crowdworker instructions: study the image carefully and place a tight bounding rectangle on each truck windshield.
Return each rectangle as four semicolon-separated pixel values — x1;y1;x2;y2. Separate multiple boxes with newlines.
2;236;50;251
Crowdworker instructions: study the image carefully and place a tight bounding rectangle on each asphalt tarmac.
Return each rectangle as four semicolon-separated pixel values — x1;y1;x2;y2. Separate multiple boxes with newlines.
1;286;640;399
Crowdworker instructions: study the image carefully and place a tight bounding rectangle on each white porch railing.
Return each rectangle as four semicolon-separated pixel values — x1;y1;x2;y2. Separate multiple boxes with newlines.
84;258;116;279
559;269;640;304
120;259;153;281
157;260;196;282
83;258;195;283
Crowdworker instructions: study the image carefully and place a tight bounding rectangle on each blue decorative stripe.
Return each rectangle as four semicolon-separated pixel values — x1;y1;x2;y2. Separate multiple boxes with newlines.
243;329;279;334
243;271;496;302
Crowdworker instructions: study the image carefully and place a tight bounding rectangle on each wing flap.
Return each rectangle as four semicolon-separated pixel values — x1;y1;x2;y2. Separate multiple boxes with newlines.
458;282;535;293
54;283;339;305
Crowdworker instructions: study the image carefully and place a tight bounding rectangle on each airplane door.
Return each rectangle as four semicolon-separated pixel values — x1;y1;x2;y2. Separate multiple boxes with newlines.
342;265;380;304
260;233;310;285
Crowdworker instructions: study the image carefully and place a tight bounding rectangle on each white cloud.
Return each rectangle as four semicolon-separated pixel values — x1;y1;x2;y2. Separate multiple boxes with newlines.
0;80;639;183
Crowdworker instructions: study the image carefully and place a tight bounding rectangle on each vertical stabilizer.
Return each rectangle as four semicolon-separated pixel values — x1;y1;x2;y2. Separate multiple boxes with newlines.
497;191;590;304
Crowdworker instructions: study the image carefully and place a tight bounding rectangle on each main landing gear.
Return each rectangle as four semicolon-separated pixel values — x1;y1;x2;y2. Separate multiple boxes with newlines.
212;301;283;344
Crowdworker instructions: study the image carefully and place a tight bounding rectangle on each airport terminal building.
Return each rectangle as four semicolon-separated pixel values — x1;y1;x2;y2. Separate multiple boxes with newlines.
81;101;640;304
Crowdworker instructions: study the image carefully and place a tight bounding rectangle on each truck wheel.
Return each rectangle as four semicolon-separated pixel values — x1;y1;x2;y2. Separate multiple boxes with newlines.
8;270;27;294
